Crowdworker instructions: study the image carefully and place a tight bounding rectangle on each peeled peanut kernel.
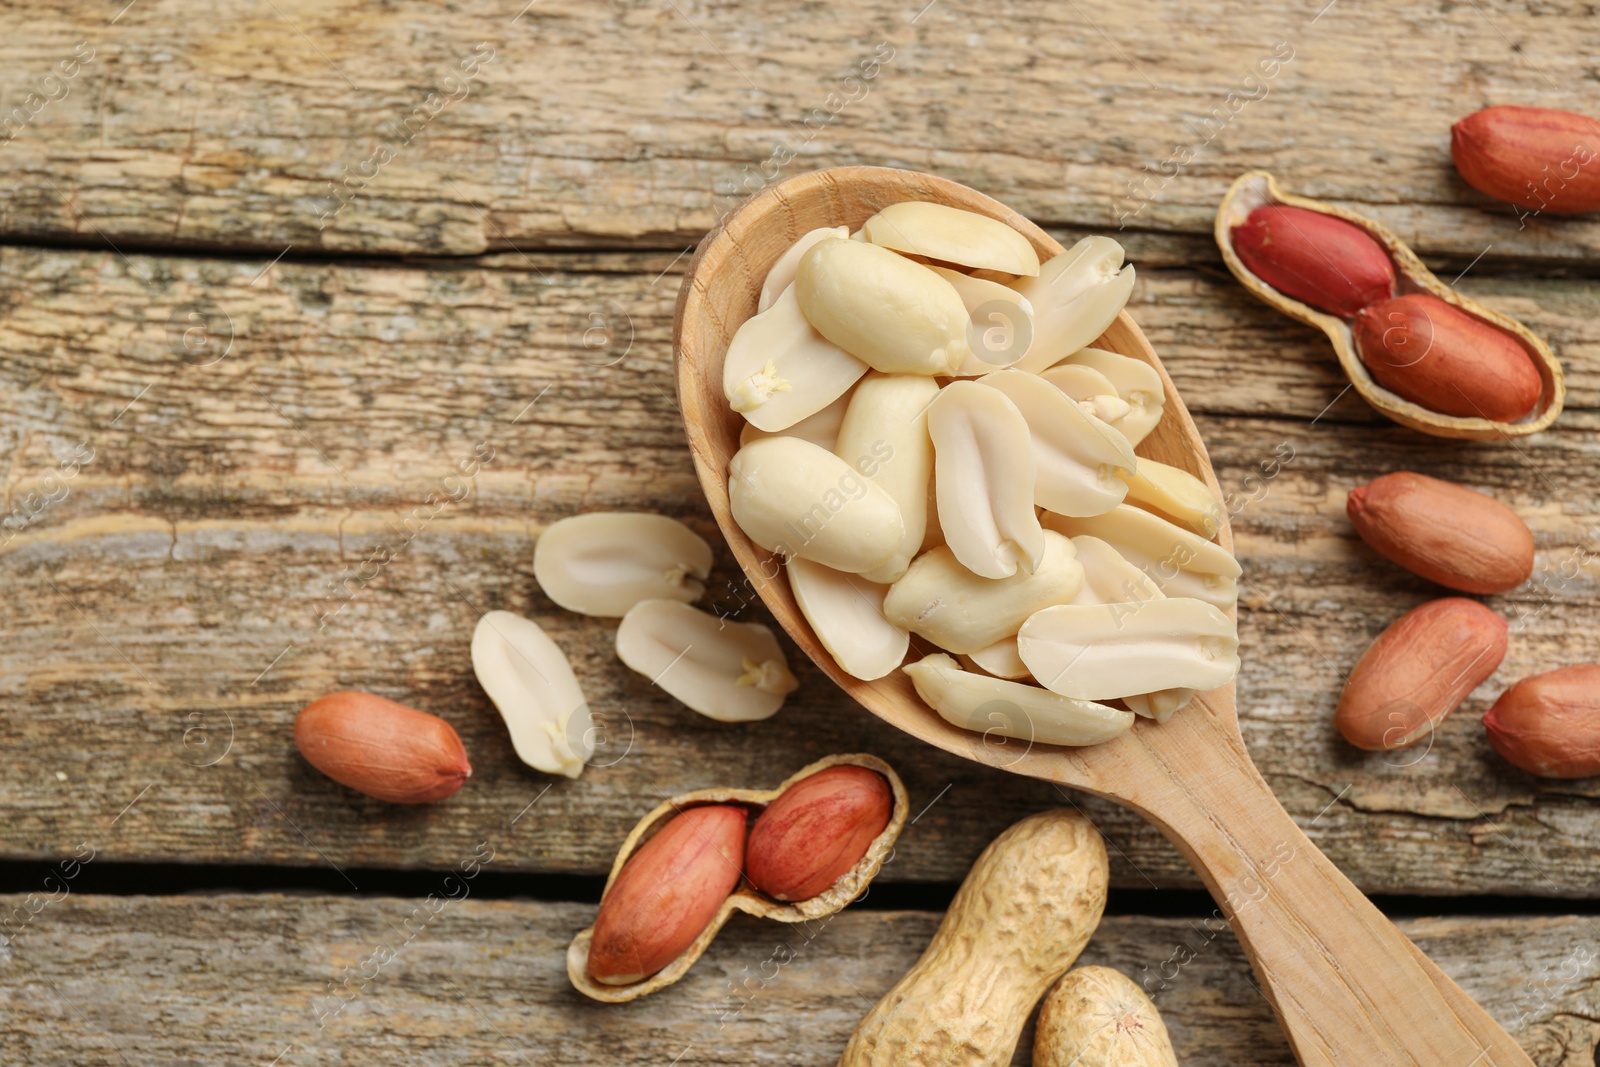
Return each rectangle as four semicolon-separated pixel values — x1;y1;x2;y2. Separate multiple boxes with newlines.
979;369;1135;518
740;384;854;450
926;265;1035;375
724;283;869;432
1040;363;1134;422
836;373;939;584
1121;459;1223;538
787;557;909;682
884;532;1083;654
1018;598;1241;700
615;599;797;722
760;226;849;311
861;201;1041;276
1044;505;1240;612
963;636;1031;680
795;239;971;375
1049;348;1166;447
1039;363;1117;397
1080;393;1132;423
1069;534;1165;606
928;381;1045;579
533;512;713;618
904;653;1135;748
1123;689;1196;724
1065;536;1195;720
729;436;904;575
1013;238;1136;373
713;202;1237;748
472;610;594;779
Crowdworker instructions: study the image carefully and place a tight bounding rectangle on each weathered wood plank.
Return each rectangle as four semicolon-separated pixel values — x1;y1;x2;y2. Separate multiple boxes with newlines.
3;246;1599;893
4;0;1600;262
0;894;1595;1065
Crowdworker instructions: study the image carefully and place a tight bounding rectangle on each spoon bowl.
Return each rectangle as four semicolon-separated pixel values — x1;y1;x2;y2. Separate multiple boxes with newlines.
675;166;1532;1067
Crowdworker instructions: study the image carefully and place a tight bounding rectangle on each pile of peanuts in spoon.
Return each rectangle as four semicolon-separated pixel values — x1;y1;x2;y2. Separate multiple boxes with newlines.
723;202;1242;746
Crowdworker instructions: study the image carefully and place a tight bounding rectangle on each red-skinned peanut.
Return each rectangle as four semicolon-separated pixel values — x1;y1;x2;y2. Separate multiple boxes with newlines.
587;804;748;985
1231;205;1396;317
746;765;893;902
1352;294;1541;422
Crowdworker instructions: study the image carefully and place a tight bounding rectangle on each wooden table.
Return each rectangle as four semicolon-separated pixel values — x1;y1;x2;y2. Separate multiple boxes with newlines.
2;1;1598;1063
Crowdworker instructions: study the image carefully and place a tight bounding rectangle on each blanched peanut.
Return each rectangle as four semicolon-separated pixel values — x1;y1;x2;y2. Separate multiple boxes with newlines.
1069;534;1165;606
835;373;939;584
796;239;971;375
533;512;712;618
1042;362;1133;422
1123;688;1195;723
739;385;854;450
904;653;1134;747
928;381;1044;579
1049;348;1166;447
884;532;1082;654
963;636;1030;680
1044;505;1240;612
723;283;868;432
787;557;909;681
1019;598;1240;700
861;202;1042;276
1080;393;1133;423
1042;362;1119;399
729;436;904;575
1067;535;1195;720
471;610;593;778
760;226;848;311
1013;238;1136;373
615;600;797;722
1122;458;1223;538
979;369;1135;518
926;265;1035;375
710;199;1239;747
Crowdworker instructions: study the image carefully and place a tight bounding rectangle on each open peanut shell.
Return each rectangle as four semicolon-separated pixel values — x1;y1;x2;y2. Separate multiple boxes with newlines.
566;752;908;1003
1215;169;1565;439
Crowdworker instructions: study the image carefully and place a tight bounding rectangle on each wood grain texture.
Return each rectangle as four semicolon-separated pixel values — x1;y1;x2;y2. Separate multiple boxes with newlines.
5;0;1600;263
2;244;1598;893
1;894;1597;1066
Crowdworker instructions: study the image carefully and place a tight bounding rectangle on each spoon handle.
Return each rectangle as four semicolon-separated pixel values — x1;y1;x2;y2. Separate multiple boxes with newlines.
1116;701;1532;1066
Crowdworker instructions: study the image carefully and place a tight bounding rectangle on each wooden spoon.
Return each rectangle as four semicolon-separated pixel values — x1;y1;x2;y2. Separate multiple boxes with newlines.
674;166;1532;1066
